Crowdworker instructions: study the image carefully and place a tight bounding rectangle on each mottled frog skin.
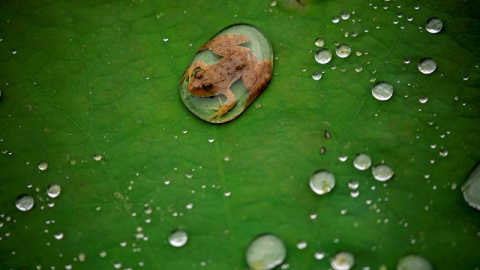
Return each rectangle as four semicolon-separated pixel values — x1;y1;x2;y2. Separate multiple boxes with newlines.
182;34;272;122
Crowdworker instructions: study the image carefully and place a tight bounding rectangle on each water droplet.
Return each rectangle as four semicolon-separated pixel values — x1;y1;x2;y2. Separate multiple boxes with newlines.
208;137;215;143
99;250;107;257
372;164;394;181
332;16;340;23
168;229;188;247
348;180;359;189
15;194;34;211
309;170;335;195
418;58;437;74
38;161;48;171
314;38;325;47
371;81;393;101
350;190;360;198
397;254;433;270
336;44;351;58
93;154;102;161
331;251;355;270
270;1;277;7
54;231;64;240
355;66;363;72
341;12;350;20
462;163;480;210
312;71;322;80
419;96;428;103
11;49;17;55
404;58;411;64
315;48;332;64
353;153;372;170
296;240;307;249
46;184;61;198
425;17;443;34
163;37;169;42
338;155;348;162
439;149;448;157
324;130;331;139
246;234;286;270
314;251;325;260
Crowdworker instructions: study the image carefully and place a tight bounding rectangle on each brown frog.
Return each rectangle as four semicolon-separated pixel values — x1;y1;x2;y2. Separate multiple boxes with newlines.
182;34;272;122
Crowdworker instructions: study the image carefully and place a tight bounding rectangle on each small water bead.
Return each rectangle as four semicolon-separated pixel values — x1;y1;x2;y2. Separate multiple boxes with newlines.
16;194;34;211
355;66;363;72
331;251;355;270
312;71;322;80
397;254;433;270
353;153;372;170
439;149;448;157
350;190;360;198
296;240;307;249
404;58;411;64
425;17;443;34
462;163;480;210
314;251;325;260
315;48;332;64
38;161;48;171
208;137;215;143
419;96;428;103
93;154;102;161
336;44;351;58
314;38;325;47
372;81;393;101
309;170;335;195
332;16;340;23
372;165;394;181
246;234;286;270
418;58;437;74
338;155;348;162
54;232;64;240
341;11;350;20
348;180;359;190
46;184;61;198
168;229;188;247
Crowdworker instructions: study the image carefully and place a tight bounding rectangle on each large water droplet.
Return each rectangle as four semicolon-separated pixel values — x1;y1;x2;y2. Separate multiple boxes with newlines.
315;48;332;64
46;184;61;198
372;165;394;181
331;251;355;270
16;194;34;211
246;234;286;270
462;163;480;211
336;44;351;58
397;254;433;270
38;161;48;171
425;17;443;34
168;229;188;247
371;82;393;101
353;153;372;170
418;58;437;74
309;170;335;195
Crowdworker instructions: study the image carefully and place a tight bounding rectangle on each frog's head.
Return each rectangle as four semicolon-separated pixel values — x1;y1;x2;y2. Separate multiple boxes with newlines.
187;69;216;97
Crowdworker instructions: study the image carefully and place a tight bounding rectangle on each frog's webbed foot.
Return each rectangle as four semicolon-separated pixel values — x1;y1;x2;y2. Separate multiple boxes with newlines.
199;34;250;57
207;90;237;122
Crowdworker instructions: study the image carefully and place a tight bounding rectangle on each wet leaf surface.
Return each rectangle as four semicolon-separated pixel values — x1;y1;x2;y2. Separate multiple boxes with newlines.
0;0;479;269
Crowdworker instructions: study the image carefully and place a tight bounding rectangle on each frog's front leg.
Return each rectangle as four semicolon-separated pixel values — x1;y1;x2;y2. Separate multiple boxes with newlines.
208;88;237;122
181;61;209;86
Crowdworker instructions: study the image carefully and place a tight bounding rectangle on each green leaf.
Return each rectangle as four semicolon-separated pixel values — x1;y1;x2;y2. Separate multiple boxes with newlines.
1;0;479;269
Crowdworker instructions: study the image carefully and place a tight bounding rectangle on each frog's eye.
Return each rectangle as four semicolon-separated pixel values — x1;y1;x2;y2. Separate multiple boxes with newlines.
194;70;203;79
202;83;212;91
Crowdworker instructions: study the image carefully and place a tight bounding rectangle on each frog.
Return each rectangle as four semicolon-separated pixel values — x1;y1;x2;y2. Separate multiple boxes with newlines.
182;33;273;122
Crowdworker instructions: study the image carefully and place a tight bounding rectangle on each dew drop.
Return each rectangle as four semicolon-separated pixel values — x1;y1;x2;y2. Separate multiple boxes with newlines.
314;38;325;47
331;251;355;270
350;190;360;198
93;154;102;161
46;184;61;198
315;48;332;64
341;11;350;20
336;44;351;58
348;180;359;190
163;37;169;42
397;254;433;270
372;165;394;181
208;137;215;143
314;251;325;260
418;58;437;74
332;16;340;23
38;161;48;171
54;231;64;240
439;149;448;157
419;96;428;104
15;194;34;211
353;153;372;170
309;170;335;195
425;17;443;34
312;71;323;81
338;155;348;162
404;58;411;64
296;240;307;249
246;234;286;270
372;82;393;101
168;229;188;247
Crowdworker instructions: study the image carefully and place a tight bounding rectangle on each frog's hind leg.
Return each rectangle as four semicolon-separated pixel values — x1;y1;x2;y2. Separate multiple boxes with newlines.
243;58;273;107
199;34;250;57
